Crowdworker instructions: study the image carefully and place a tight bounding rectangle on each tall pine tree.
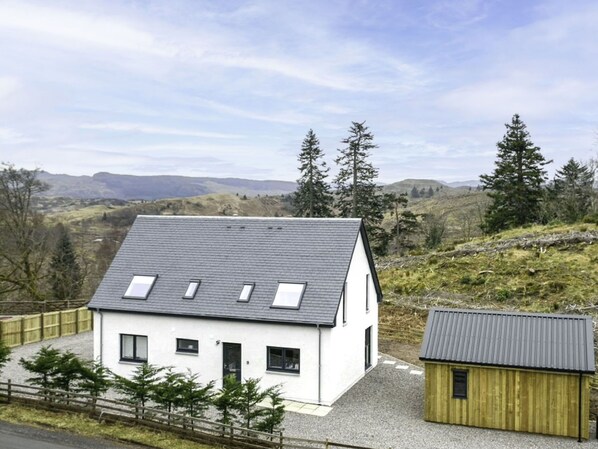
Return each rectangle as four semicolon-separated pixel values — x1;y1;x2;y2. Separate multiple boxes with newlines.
49;224;82;301
548;158;595;223
293;129;333;217
334;121;386;254
480;114;550;233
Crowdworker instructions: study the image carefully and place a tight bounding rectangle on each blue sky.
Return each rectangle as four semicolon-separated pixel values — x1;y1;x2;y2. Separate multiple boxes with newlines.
1;0;597;183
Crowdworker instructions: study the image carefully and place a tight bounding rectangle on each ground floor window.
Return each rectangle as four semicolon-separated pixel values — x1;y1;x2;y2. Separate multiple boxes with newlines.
267;346;300;373
176;338;199;354
452;369;468;399
120;334;148;362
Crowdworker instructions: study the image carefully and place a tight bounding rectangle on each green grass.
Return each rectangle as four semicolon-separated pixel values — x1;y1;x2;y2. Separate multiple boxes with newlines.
379;223;598;312
0;403;217;449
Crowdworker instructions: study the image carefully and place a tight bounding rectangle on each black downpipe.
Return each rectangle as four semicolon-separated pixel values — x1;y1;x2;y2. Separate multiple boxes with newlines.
317;324;321;405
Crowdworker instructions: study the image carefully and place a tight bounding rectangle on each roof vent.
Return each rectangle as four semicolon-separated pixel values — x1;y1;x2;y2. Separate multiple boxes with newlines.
277;227;282;230
226;226;232;229
267;226;273;230
240;226;246;230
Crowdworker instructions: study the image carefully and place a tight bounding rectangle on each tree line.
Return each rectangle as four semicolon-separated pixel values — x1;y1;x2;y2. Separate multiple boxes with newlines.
0;343;284;433
292;116;598;254
480;114;597;233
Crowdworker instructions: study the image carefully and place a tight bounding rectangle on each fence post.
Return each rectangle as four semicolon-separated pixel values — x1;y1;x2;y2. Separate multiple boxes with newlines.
75;309;79;335
279;430;283;449
40;313;45;340
325;439;330;449
229;423;233;440
20;316;25;346
7;379;11;403
58;311;63;337
0;320;3;347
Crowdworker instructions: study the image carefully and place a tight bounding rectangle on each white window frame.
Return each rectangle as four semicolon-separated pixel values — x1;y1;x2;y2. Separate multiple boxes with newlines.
271;282;306;309
238;283;255;302
183;280;201;299
123;275;157;299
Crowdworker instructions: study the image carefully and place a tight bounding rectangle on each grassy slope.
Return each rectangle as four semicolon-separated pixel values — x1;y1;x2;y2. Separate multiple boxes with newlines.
378;222;598;342
0;403;214;449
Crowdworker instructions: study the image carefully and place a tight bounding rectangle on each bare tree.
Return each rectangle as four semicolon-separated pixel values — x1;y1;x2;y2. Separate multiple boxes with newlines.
0;164;50;300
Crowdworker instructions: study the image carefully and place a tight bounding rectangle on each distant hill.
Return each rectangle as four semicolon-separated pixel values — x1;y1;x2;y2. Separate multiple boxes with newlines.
37;171;297;200
444;180;480;188
383;179;449;194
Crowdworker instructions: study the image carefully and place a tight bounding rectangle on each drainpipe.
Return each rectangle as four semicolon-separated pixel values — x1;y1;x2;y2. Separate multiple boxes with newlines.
98;309;104;364
317;324;321;405
578;372;583;443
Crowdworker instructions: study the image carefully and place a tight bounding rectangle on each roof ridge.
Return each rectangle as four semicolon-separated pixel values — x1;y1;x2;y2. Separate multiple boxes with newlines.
137;215;362;222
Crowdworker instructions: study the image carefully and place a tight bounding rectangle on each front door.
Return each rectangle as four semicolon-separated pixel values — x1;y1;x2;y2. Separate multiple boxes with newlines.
365;326;372;370
223;342;242;382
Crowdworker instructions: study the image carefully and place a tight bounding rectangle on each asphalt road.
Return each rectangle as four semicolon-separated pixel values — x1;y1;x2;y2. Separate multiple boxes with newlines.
0;421;145;449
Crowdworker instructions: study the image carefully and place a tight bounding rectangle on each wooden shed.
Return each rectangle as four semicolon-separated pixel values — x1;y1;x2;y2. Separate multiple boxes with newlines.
420;308;595;440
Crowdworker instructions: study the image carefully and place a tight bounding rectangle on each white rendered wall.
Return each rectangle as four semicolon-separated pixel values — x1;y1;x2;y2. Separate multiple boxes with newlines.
320;232;379;404
94;312;322;403
92;232;379;406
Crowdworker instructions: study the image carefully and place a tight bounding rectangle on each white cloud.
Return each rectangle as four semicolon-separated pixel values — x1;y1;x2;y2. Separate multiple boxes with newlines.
0;2;168;56
79;122;245;139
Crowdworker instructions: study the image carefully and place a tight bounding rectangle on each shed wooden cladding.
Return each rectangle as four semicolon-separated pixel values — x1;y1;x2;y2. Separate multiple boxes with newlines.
424;362;591;439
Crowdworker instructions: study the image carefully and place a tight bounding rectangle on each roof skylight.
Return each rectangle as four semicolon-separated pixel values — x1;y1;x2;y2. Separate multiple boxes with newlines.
238;283;254;302
123;275;157;299
272;283;305;309
183;280;200;299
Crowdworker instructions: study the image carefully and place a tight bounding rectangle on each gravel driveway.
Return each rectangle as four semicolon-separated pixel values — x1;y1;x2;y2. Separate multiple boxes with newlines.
2;334;597;448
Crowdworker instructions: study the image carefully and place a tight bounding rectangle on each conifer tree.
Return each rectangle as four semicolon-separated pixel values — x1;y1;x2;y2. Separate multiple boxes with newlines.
410;186;420;198
49;224;82;301
548;158;595;223
0;340;11;376
480;114;550;233
334;121;386;253
256;385;285;434
293;129;333;217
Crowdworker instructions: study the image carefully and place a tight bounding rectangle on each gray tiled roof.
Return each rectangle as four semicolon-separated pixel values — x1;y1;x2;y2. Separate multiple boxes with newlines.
420;308;595;373
88;216;380;326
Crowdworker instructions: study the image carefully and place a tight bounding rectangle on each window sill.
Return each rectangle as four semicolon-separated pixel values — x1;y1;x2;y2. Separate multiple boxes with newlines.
119;359;147;365
266;370;300;377
175;351;198;356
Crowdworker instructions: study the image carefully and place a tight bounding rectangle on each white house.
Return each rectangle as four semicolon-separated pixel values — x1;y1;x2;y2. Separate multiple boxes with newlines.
87;216;382;405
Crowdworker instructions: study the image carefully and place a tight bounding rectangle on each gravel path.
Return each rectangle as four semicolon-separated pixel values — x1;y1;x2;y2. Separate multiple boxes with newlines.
2;334;597;448
0;332;94;385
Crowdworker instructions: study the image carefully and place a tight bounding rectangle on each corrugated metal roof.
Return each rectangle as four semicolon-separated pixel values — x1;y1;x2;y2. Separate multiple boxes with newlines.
88;215;381;326
420;308;595;373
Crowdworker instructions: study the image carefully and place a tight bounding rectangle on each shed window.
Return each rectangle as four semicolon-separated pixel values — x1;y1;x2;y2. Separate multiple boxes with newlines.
120;334;148;362
271;283;305;309
183;280;200;299
267;346;300;373
176;338;199;354
123;275;157;299
238;283;254;302
452;369;468;399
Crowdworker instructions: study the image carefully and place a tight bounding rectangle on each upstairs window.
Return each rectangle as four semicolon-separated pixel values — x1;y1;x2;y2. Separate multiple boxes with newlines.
238;283;254;302
365;274;370;312
123;275;157;299
183;280;200;299
272;283;305;309
342;282;347;324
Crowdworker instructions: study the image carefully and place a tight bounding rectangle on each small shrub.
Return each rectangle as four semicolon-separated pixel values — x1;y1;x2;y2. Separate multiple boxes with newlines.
495;288;513;302
459;275;472;285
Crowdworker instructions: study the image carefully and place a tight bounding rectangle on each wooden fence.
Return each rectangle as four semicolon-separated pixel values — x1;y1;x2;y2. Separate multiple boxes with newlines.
0;381;375;449
0;307;93;348
378;324;423;344
0;298;89;315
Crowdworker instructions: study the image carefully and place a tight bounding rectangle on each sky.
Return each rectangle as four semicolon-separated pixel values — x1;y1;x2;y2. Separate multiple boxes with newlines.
1;0;597;183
